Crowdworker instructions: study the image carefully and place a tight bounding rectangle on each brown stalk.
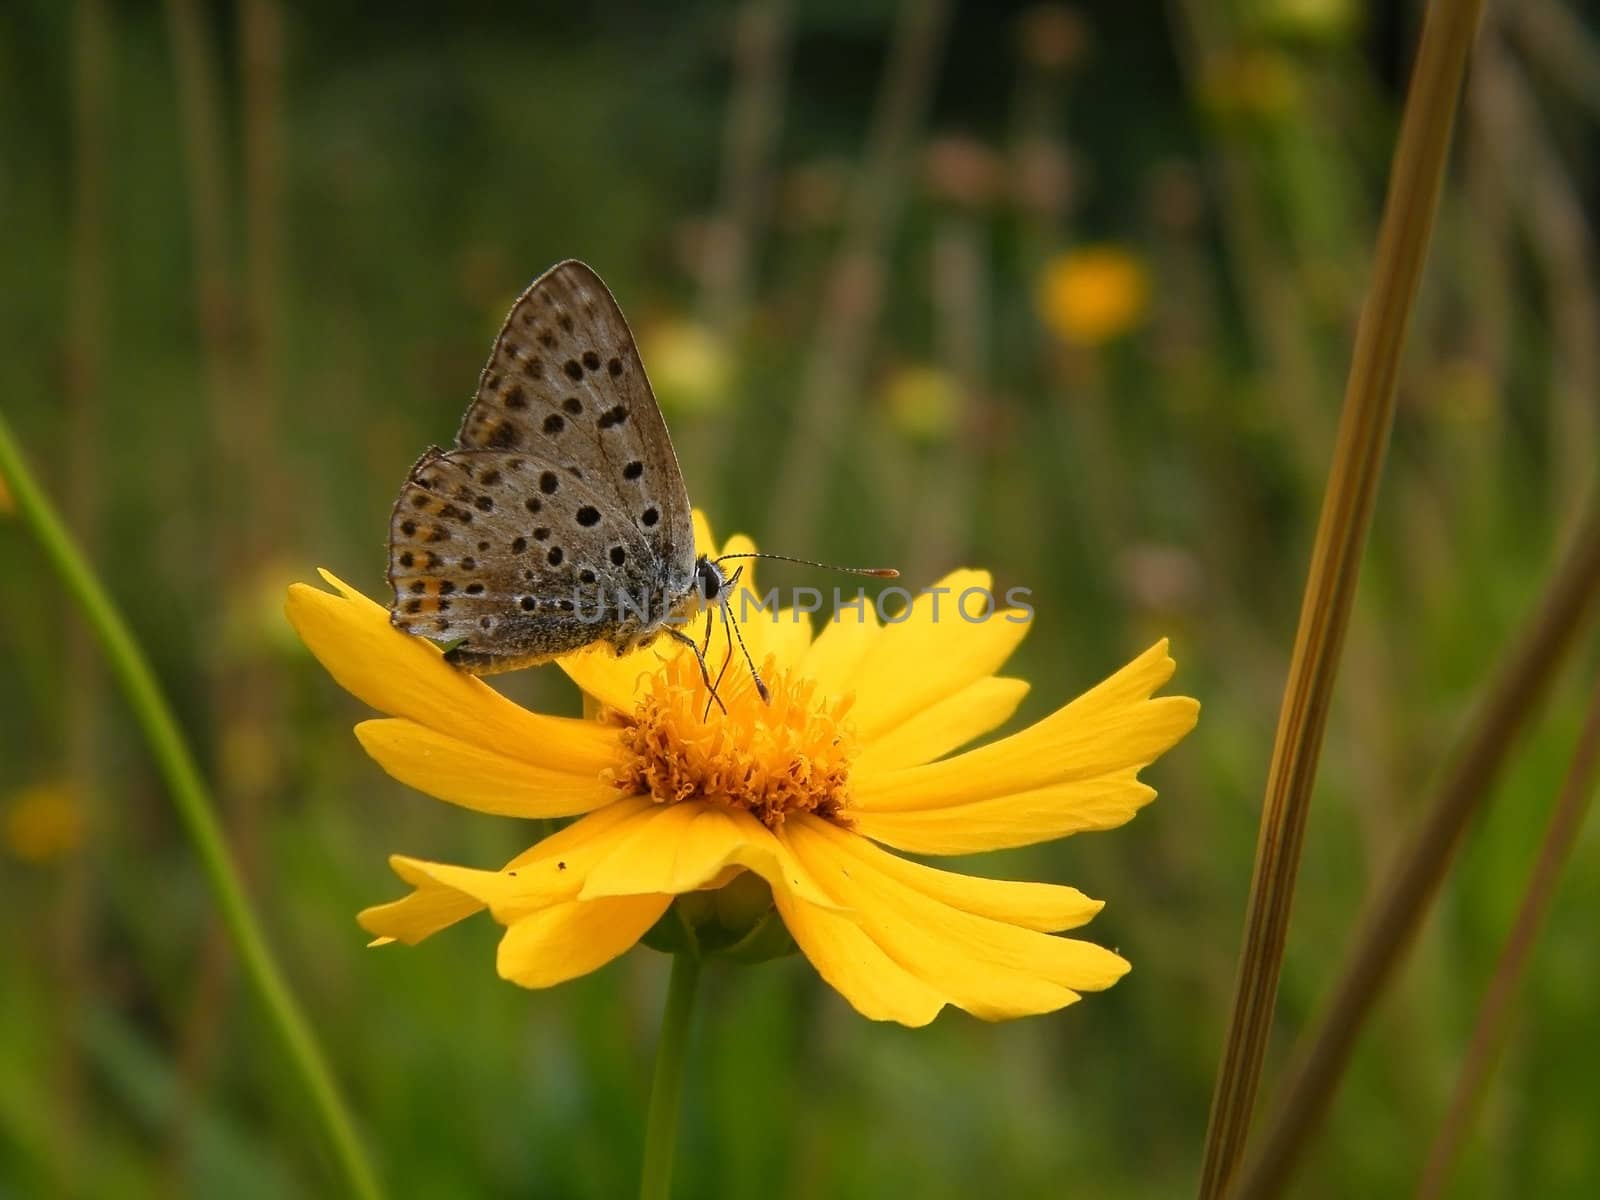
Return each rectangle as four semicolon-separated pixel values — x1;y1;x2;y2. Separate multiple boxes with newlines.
1235;507;1600;1199
688;0;791;487
1508;0;1600;121
241;0;287;546
697;0;789;338
1416;665;1600;1199
53;0;111;1190
905;211;985;580
1165;0;1331;489
1489;47;1600;523
1196;2;1486;1195
1466;14;1600;530
161;0;247;1178
766;0;951;551
1456;30;1512;513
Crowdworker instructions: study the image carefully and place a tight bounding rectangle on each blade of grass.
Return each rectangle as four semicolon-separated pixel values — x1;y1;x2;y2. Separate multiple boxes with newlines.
1416;664;1600;1199
1235;507;1600;1198
1196;2;1486;1194
0;413;385;1200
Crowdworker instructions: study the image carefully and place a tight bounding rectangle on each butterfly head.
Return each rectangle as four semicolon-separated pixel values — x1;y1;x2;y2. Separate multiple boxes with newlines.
694;555;735;607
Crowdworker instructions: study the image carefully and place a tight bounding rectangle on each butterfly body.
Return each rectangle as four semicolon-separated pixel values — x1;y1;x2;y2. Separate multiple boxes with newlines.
387;261;712;676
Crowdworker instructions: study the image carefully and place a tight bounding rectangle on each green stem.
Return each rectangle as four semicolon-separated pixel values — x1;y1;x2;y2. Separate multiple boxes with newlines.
639;953;702;1200
0;412;384;1200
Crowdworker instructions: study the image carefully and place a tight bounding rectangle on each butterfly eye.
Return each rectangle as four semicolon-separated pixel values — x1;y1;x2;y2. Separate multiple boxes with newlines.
696;559;723;603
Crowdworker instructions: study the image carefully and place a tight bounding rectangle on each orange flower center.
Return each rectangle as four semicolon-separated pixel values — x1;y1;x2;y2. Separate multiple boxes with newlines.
614;652;856;829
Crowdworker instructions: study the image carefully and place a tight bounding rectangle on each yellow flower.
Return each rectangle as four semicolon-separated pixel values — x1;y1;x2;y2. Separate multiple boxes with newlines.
284;515;1197;1026
1038;246;1150;346
4;783;86;863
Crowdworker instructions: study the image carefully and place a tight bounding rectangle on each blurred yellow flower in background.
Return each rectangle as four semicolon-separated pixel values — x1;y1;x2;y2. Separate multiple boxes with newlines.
1038;246;1150;346
639;319;730;416
286;515;1197;1026
882;364;961;443
4;783;86;863
0;470;13;515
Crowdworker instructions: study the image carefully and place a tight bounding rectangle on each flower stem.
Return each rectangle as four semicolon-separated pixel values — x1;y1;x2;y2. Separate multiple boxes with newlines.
0;412;384;1200
639;952;702;1200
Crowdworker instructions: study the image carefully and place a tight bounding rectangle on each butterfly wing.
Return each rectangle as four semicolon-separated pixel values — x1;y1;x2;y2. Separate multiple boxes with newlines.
457;260;696;594
387;447;659;672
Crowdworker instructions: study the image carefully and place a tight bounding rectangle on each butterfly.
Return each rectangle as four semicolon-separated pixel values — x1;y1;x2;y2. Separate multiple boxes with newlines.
387;260;896;710
385;259;742;679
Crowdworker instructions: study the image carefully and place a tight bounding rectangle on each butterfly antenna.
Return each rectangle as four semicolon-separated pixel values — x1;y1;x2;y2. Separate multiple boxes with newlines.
714;552;898;578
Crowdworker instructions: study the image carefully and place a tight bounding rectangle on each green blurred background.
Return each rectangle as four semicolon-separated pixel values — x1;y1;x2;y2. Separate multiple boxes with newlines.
4;0;1599;1195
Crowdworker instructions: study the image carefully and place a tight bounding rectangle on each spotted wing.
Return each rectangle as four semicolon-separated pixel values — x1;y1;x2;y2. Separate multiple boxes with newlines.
456;260;696;592
387;447;658;673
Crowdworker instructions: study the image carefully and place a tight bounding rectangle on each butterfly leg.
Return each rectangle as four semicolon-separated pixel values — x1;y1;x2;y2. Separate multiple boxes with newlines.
702;605;741;722
698;608;719;722
667;625;727;716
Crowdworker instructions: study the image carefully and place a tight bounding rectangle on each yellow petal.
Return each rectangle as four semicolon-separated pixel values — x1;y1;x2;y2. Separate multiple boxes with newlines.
800;600;880;693
849;772;1155;854
732;604;814;677
692;510;716;557
793;815;1101;931
846;570;1033;742
358;844;567;945
853;640;1198;813
286;573;616;774
580;801;839;908
559;641;680;712
357;876;486;946
717;533;758;586
387;797;658;922
855;676;1030;771
355;719;619;817
356;797;654;943
789;821;1127;1019
496;894;671;988
771;886;946;1026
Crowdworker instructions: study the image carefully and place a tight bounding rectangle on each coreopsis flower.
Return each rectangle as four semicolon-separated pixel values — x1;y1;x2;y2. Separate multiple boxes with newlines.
1037;245;1150;346
285;516;1197;1026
